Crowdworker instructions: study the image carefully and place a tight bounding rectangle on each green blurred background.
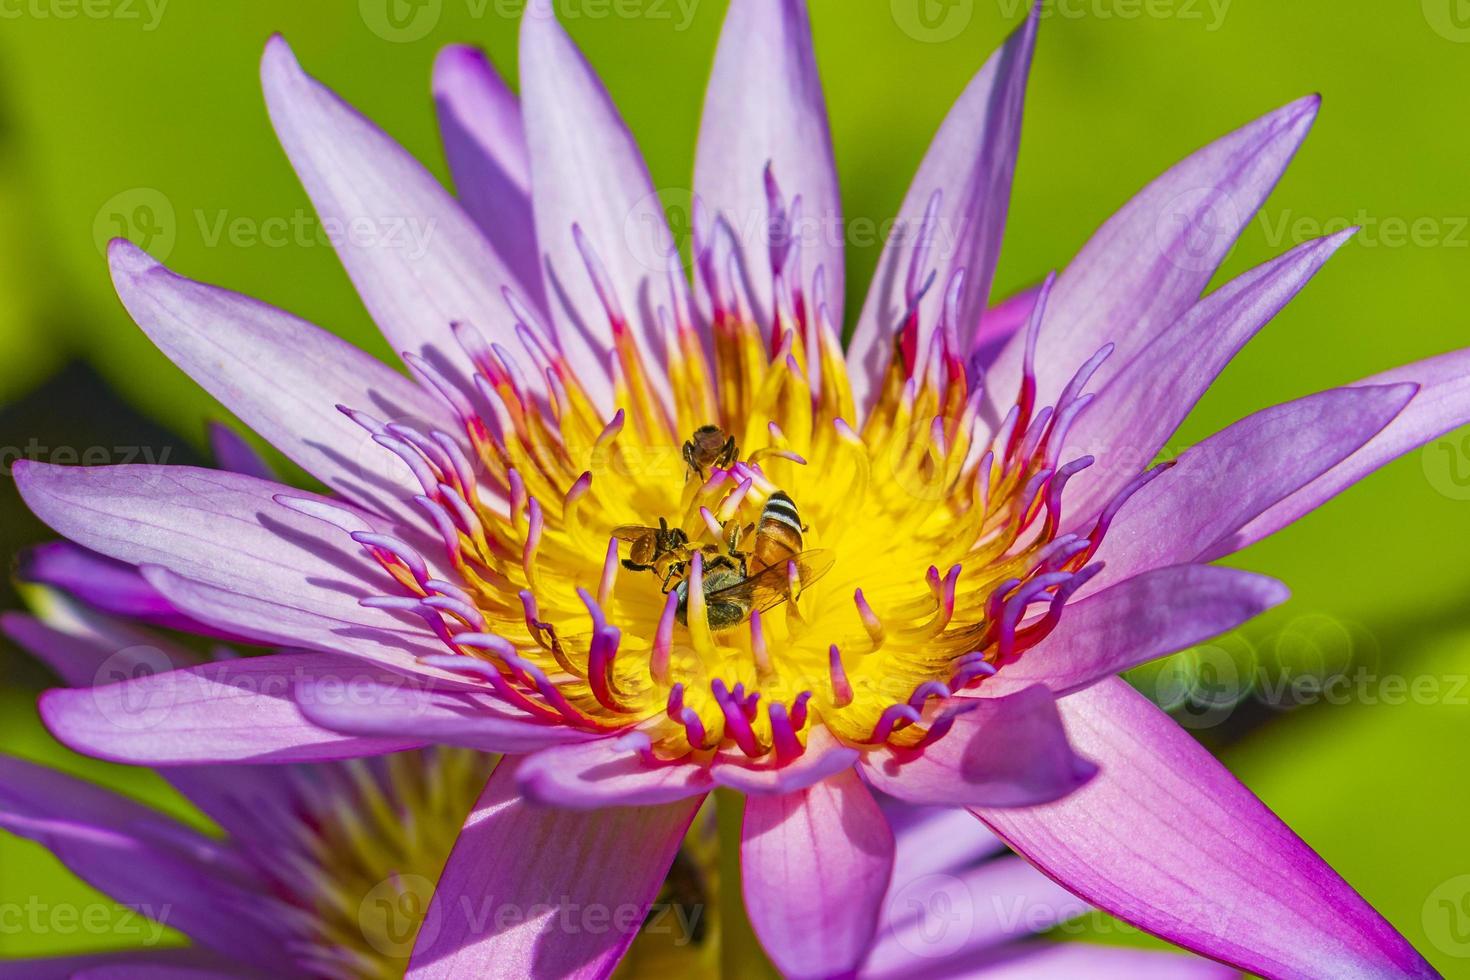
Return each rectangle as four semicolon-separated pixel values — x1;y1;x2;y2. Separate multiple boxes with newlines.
0;0;1467;973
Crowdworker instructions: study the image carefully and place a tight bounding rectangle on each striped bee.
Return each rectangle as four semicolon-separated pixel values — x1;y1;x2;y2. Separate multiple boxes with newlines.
747;490;806;574
676;491;830;631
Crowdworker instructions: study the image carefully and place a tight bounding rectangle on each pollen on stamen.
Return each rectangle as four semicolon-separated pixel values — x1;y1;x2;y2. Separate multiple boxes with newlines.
315;163;1167;768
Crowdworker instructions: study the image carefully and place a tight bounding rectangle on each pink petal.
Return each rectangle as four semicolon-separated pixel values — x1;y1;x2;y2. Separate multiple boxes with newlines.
139;566;456;684
850;6;1038;412
981;564;1288;698
1216;345;1470;556
13;462;444;671
2;597;316;843
40;653;422;765
696;0;842;327
518;0;684;412
1088;383;1416;591
516;734;714;808
260;36;535;400
710;725;860;794
976;677;1437;978
296;674;598;755
109;240;466;528
743;769;895;979
986;95;1320;412
433;44;544;310
407;758;700;978
861;686;1095;808
1061;231;1354;528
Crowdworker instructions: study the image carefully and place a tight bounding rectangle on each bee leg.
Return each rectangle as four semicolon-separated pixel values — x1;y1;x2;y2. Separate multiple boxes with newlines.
683;445;704;482
660;563;686;593
623;559;650;573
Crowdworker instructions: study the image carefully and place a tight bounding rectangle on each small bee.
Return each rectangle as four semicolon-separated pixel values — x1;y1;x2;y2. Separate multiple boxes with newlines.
613;518;694;592
675;550;833;631
675;491;830;631
683;425;738;481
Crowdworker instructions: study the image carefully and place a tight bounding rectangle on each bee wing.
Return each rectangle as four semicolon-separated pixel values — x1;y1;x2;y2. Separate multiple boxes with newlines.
792;550;835;589
706;550;834;612
611;525;654;541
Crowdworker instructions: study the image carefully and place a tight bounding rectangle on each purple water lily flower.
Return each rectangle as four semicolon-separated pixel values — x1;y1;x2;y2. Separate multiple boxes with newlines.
12;0;1466;975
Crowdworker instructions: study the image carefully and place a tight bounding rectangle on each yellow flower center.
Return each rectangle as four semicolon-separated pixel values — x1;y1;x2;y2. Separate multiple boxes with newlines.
353;209;1116;766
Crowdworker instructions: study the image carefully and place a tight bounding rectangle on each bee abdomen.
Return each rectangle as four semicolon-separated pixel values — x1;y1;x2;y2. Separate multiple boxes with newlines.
753;491;804;571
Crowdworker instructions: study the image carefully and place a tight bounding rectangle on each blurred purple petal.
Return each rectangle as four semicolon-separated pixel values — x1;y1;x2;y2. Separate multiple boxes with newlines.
881;801;1007;878
13;462;445;670
0;754;286;971
18;542;219;637
0;950;239;979
40;653;423;765
863;686;1095;808
206;422;277;481
864;854;1083;978
2;603;202;688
